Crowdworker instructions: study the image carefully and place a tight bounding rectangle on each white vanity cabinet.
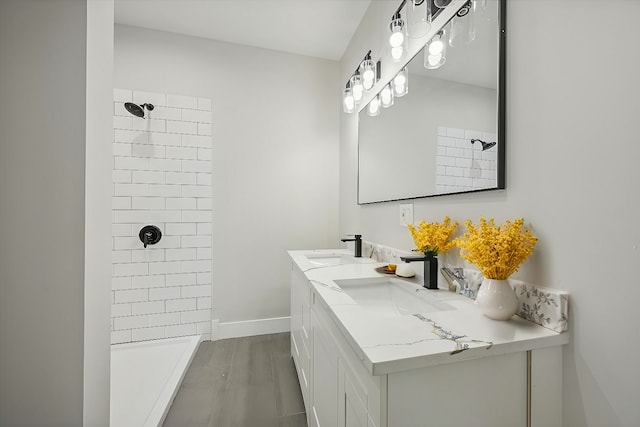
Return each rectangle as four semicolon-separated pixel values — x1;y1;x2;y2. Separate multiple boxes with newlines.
289;253;565;427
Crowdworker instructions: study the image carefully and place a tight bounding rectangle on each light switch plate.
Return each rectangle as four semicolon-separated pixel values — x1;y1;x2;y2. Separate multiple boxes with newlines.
399;203;413;227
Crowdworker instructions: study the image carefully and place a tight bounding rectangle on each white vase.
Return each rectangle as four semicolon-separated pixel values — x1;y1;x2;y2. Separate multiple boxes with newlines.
475;279;518;320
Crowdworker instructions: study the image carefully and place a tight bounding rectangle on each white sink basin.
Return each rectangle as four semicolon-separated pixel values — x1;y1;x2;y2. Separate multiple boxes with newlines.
334;277;455;317
304;253;376;267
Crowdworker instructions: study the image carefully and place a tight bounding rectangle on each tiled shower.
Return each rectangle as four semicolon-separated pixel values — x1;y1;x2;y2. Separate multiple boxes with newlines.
110;89;213;344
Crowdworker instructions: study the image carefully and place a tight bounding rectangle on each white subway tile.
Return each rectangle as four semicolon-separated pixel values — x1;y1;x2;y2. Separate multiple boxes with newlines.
447;127;465;138
182;210;212;223
113;236;141;250
151;106;181;121
197;297;211;310
166;273;197;286
196;272;211;285
114;313;149;332
166;248;197;261
197;248;212;260
113;142;132;156
114;183;148;197
112;196;131;210
112;303;132;318
149;132;181;146
115;129;149;144
113;262;149;277
182;109;212;123
197;97;211;111
148;184;181;197
197;173;211;185
182;135;211;148
149;210;181;222
131;275;165;289
455;158;472;168
181;235;211;248
182;260;211;273
112;170;132;184
114;102;129;117
112;277;132;291
114;88;132;102
167;94;198;109
115;289;149;304
112;250;131;263
131;196;165;210
445;167;463;177
149;261;182;275
132;144;166;159
181;284;211;298
197;322;211;335
166;172;196;185
149;158;181;172
166;146;197;160
132;118;166;133
181;309;210;324
148;312;181;327
439;156;456;167
132;172;165;185
149;286;182;301
131;301;165;315
181;186;211;198
165;197;197;210
114;210;149;224
197;148;211;161
155;236;182;249
437;126;448;136
166;298;197;312
131;327;165;342
165;323;197;338
133;90;166;107
197;223;211;235
167;120;198;135
112;224;131;237
182;160;209;173
164;223;196;236
131;248;165;263
198;123;212;136
111;330;132;344
197;199;212;210
114;157;150;171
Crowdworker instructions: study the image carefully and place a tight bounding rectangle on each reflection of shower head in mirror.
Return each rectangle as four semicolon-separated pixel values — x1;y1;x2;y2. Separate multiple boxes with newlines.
470;138;496;151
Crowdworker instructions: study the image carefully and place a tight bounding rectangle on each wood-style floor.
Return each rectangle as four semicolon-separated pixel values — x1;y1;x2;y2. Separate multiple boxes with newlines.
162;333;308;427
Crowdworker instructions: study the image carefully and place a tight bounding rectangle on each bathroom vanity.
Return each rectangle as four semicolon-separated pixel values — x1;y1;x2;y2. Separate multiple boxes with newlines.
289;250;568;427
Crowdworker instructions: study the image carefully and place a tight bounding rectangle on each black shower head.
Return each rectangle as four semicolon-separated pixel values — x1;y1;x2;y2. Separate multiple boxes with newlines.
470;138;497;151
124;102;154;119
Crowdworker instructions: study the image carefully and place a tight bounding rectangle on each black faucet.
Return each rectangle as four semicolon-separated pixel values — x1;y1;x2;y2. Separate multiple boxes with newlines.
341;234;362;257
399;255;439;289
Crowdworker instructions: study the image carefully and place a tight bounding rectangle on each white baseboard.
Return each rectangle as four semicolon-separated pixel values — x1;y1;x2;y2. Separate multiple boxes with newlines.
210;316;290;341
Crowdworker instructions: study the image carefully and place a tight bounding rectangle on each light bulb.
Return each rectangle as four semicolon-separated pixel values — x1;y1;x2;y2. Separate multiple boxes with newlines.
360;59;375;90
393;74;406;87
380;84;393;108
367;95;380;117
350;74;363;103
393;68;408;97
343;88;355;113
428;38;444;55
389;30;404;48
391;46;404;62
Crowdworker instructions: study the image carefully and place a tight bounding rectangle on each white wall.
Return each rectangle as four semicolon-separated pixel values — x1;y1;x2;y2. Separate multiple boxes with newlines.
340;1;640;426
114;25;340;332
0;0;112;425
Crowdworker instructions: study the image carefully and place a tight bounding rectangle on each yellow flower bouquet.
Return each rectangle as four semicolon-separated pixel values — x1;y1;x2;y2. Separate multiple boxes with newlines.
407;216;459;257
455;217;538;280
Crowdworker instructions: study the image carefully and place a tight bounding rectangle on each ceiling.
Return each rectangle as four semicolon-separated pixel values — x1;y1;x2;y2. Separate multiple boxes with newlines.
114;0;372;61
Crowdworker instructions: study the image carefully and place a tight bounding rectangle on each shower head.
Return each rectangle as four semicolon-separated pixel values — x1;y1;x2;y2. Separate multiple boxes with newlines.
124;102;154;119
470;138;496;151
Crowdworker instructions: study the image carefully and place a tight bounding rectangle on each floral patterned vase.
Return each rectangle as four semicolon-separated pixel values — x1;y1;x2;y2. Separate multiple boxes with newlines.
475;279;518;320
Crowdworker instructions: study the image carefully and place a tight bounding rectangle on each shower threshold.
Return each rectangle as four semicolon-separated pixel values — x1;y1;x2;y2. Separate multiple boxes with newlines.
110;335;201;427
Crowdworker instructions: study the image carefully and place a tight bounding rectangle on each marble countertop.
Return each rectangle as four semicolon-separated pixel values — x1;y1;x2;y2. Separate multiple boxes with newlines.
289;249;569;376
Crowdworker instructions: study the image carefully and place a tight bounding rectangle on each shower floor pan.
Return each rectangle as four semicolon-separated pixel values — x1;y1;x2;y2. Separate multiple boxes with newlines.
110;335;201;427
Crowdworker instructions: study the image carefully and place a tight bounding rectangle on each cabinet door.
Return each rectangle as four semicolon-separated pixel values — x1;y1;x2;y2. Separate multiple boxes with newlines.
311;309;339;427
344;371;368;427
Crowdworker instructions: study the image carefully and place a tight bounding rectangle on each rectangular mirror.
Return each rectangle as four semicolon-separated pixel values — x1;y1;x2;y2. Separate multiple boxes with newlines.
358;0;505;204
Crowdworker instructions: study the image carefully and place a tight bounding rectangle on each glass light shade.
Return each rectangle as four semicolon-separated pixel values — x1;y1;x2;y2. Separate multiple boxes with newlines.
350;74;364;103
389;18;405;47
391;46;404;62
424;33;446;69
434;0;452;7
392;69;409;97
380;84;394;108
360;59;376;90
343;87;355;113
406;0;431;38
367;95;381;117
449;7;476;46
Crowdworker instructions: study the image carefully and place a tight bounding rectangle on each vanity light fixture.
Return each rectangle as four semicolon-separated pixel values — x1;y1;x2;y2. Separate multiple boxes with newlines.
342;50;382;114
380;83;394;108
367;94;381;117
343;83;355;113
389;11;406;62
392;68;409;97
424;30;447;69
